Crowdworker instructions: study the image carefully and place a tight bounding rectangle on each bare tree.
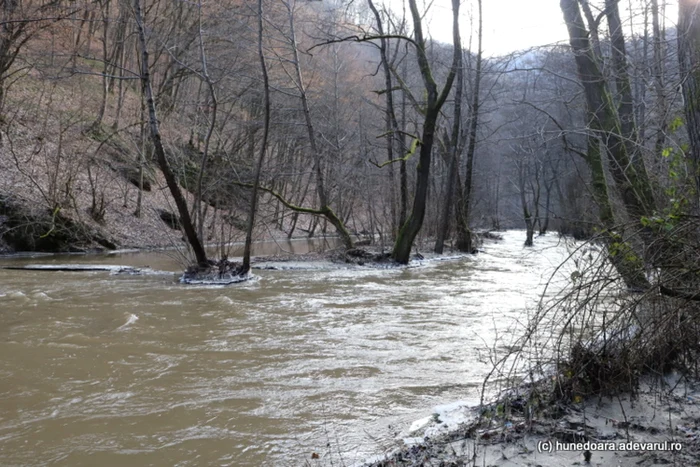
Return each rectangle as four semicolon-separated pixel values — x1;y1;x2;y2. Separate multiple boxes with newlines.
262;0;355;249
433;43;464;255
679;0;700;198
391;0;461;263
241;0;271;274
133;0;208;267
455;0;483;253
560;0;657;289
0;0;71;114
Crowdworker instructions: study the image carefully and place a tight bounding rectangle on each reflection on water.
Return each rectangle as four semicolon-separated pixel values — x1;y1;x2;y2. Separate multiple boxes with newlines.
0;237;345;272
0;232;577;466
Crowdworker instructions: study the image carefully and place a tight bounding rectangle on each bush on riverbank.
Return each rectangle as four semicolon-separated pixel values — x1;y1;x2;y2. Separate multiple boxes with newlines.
488;220;699;400
359;224;700;466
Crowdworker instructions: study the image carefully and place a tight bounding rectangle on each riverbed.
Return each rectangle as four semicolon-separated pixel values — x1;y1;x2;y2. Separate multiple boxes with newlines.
0;232;578;466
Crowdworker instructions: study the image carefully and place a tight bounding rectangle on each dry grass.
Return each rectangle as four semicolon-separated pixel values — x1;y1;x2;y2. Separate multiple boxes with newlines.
0;49;296;258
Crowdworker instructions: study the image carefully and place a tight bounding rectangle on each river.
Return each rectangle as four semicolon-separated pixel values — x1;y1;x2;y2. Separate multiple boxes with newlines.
0;231;578;466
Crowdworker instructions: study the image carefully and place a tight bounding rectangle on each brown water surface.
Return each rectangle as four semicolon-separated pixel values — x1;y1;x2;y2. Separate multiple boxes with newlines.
0;232;575;466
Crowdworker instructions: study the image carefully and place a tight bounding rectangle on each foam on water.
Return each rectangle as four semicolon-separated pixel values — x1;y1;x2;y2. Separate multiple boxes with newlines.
31;292;51;301
117;313;139;330
6;291;28;300
214;296;234;306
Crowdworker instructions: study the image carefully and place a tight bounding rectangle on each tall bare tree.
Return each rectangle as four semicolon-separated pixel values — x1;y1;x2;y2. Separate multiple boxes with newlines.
133;0;208;267
455;0;483;253
560;0;654;288
277;0;354;249
242;0;271;274
391;0;461;263
679;0;700;198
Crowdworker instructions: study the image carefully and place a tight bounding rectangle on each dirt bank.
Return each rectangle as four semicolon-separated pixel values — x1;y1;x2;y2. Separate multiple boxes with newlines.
361;374;700;467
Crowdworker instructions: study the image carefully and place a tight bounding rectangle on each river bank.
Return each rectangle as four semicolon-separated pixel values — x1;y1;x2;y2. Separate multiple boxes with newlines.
359;373;700;467
347;237;700;467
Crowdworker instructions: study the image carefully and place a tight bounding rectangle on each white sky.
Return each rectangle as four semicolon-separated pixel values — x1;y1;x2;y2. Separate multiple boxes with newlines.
413;0;680;56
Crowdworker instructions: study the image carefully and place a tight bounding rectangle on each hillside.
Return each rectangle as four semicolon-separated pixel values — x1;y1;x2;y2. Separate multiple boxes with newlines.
0;0;352;255
0;62;250;253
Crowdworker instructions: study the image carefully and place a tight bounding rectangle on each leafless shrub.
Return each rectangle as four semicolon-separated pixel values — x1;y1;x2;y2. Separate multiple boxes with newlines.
487;220;700;406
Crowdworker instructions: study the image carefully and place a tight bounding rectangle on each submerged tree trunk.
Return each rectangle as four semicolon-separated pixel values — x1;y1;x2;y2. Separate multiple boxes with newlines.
518;158;539;247
392;0;461;263
522;189;535;247
455;0;483;253
133;0;208;267
242;0;271;275
540;179;552;235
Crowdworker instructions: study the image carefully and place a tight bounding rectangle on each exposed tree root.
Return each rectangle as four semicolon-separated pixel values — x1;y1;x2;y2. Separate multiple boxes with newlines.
181;256;250;285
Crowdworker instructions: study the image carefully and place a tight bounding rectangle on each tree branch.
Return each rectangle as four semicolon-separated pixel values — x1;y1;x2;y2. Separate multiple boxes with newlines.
660;285;700;302
232;181;326;215
369;137;421;168
308;34;418;54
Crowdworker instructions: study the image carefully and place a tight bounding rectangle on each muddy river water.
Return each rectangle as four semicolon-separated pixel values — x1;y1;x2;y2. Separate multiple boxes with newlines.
0;232;577;466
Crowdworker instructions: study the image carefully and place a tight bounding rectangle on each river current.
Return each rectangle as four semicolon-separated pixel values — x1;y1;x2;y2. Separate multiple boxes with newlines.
0;231;577;466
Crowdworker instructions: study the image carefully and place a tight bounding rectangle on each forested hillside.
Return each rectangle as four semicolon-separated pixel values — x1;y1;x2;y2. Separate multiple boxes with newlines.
1;0;698;277
5;2;700;464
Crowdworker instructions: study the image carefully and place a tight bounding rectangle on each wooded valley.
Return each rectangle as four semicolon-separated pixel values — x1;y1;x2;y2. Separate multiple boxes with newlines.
0;0;699;284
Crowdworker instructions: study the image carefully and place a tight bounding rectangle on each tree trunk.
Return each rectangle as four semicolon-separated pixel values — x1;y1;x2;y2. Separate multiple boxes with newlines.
367;0;402;238
399;60;409;228
519;158;540;247
285;0;353;249
520;162;534;247
651;0;668;161
392;0;461;263
434;41;464;254
560;0;652;289
455;0;483;253
560;0;655;221
540;180;552;235
679;0;700;198
242;0;271;274
580;0;603;59
133;0;208;267
92;0;110;130
193;1;218;243
135;99;145;218
605;0;643;170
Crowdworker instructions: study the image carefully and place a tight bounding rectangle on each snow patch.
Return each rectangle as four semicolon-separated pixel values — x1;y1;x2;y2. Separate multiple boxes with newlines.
423;400;476;438
402;398;480;445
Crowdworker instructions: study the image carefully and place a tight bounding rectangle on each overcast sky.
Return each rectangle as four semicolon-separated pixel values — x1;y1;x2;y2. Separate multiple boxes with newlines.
414;0;680;56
